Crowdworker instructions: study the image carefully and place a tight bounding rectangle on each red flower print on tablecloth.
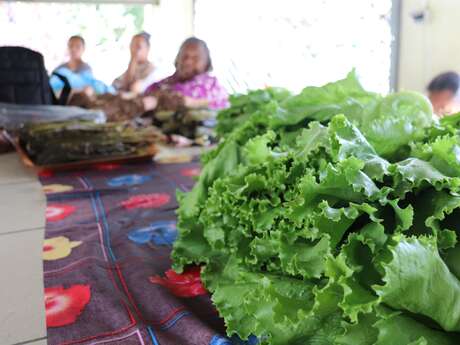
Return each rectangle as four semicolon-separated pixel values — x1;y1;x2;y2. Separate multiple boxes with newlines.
45;285;91;328
150;266;207;297
121;193;171;210
94;163;121;171
46;204;76;222
181;167;201;177
38;169;54;178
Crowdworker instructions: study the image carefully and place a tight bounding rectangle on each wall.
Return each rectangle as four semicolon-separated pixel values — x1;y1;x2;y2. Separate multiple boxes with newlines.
398;0;460;93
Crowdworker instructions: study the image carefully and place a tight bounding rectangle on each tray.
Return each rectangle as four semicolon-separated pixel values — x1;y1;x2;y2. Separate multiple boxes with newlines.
3;130;158;172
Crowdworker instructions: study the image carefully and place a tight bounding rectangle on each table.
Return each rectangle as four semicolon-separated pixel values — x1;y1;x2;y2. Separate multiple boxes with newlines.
0;145;232;345
0;152;47;345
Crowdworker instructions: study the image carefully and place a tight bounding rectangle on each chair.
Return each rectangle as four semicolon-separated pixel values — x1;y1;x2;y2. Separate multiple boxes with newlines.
0;46;70;105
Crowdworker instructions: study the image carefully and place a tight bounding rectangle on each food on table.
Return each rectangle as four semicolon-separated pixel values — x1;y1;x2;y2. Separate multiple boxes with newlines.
18;121;164;165
67;92;145;122
152;108;216;140
145;89;216;141
172;71;460;344
215;87;292;138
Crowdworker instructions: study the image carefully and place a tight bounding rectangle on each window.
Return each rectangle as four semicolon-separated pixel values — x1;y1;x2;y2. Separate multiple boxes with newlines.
194;0;395;94
0;0;193;85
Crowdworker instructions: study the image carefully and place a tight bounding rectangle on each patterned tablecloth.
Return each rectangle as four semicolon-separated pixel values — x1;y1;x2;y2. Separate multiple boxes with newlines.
39;158;246;345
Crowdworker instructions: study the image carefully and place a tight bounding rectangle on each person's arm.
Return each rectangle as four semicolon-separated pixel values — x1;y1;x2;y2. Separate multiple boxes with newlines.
113;59;137;92
123;59;138;89
207;77;230;109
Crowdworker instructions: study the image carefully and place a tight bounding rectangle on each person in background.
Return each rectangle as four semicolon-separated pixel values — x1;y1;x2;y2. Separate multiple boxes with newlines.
113;32;156;94
145;37;229;110
51;35;113;94
68;37;228;144
427;71;460;117
55;35;92;74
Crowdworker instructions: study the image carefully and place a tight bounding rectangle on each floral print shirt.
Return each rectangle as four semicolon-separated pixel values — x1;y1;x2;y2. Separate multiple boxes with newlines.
145;72;229;110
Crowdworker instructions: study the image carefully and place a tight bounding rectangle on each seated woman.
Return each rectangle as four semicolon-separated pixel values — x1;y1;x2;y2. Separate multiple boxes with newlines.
69;37;228;145
427;71;459;117
144;37;229;145
51;35;113;94
113;32;156;95
56;35;92;74
146;37;229;110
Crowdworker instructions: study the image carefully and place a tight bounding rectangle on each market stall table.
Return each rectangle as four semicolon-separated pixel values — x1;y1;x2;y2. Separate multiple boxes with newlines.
0;146;239;345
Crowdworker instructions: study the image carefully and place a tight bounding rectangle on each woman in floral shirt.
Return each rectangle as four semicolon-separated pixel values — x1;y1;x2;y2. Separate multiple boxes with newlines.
145;37;229;110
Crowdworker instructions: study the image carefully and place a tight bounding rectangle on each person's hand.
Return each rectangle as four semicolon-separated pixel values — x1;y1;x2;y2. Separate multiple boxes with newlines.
184;96;209;109
142;96;158;111
130;80;143;94
129;55;138;66
82;86;95;97
129;45;138;60
130;47;144;63
184;96;197;108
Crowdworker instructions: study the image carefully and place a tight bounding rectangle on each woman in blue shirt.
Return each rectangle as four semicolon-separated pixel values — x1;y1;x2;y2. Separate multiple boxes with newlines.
55;35;92;74
51;35;113;95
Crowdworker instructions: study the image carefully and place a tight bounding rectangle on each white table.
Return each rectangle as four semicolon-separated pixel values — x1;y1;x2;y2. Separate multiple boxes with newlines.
0;152;47;345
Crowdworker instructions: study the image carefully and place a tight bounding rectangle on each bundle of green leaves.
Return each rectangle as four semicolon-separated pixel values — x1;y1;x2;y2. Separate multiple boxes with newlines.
215;87;292;138
172;71;460;344
19;121;163;165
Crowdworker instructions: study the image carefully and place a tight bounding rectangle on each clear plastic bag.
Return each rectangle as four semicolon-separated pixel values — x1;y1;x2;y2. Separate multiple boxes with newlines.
0;102;106;131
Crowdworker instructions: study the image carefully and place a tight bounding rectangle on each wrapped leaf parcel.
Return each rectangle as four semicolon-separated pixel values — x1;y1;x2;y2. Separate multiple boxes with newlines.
172;71;460;344
18;121;164;165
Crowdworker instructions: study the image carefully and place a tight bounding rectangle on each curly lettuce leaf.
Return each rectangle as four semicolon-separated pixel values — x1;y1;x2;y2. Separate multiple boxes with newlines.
272;70;378;127
216;88;291;138
374;310;460;345
374;235;460;332
173;72;460;345
349;91;433;159
203;258;343;345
